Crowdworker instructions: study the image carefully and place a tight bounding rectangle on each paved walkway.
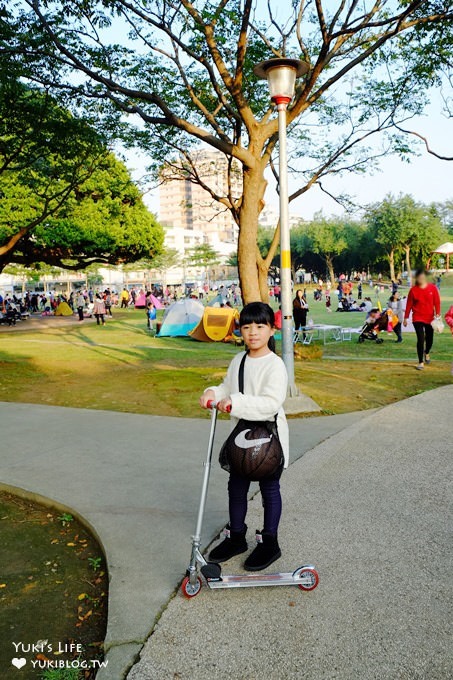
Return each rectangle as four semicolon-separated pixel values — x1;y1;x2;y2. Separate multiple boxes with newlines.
0;402;363;679
128;386;452;680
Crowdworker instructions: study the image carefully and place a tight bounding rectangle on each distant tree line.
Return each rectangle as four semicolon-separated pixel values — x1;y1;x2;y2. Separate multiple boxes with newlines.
258;195;451;283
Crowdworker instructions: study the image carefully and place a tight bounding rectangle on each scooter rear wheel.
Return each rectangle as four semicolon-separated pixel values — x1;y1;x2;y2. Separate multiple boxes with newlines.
181;576;202;599
293;566;319;591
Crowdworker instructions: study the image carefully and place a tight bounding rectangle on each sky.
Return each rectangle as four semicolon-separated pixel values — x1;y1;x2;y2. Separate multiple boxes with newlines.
132;95;452;222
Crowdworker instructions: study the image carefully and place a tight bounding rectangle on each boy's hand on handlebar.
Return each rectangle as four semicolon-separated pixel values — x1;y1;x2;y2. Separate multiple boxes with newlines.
217;398;232;413
199;390;215;409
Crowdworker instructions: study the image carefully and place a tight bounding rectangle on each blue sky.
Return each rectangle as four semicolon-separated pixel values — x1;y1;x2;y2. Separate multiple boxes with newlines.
285;99;452;218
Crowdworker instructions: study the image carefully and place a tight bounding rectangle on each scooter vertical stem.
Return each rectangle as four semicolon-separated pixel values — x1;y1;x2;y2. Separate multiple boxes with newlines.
192;404;218;551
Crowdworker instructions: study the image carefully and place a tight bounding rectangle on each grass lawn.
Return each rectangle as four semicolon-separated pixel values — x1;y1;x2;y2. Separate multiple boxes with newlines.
0;491;107;680
0;277;451;417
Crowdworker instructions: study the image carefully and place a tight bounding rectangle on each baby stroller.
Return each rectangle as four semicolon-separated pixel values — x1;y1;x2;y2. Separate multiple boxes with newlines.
358;309;389;344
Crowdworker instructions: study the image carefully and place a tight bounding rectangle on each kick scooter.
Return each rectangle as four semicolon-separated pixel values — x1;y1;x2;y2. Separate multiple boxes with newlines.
182;401;319;598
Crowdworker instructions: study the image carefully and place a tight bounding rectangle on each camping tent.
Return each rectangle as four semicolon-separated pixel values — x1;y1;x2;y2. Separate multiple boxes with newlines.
135;293;163;309
432;242;453;271
189;306;239;342
207;293;224;307
157;299;204;337
55;301;73;316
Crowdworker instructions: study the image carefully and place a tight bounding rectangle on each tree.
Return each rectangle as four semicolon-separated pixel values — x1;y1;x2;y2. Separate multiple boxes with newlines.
294;216;348;283
125;247;181;286
185;243;220;285
226;253;238;267
257;227;280;279
5;2;452;300
1;153;164;270
149;248;181;274
366;196;406;280
185;243;220;269
0;78;107;269
434;199;453;235
365;195;446;280
291;224;315;276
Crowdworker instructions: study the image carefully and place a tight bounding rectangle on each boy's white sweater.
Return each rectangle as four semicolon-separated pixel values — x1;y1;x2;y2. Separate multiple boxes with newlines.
208;350;290;467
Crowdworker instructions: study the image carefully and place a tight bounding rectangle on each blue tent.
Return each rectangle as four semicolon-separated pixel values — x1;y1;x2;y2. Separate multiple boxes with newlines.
157;299;204;337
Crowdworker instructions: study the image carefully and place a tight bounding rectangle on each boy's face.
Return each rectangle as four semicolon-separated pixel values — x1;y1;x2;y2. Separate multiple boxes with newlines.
240;322;274;350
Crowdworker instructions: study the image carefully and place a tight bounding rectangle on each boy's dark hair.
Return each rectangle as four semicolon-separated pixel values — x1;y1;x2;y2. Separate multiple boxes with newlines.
239;302;276;353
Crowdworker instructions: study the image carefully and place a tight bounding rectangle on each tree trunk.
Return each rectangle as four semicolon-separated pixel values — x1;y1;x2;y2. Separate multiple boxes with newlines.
237;166;267;303
257;259;270;302
405;245;412;286
388;249;395;281
325;255;335;286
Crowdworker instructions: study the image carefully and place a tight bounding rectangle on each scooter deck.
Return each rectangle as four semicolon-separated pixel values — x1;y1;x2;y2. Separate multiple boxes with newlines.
206;571;304;589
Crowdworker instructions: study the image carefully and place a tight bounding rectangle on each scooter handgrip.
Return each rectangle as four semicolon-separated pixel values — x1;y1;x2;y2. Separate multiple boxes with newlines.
225;404;232;413
206;400;216;409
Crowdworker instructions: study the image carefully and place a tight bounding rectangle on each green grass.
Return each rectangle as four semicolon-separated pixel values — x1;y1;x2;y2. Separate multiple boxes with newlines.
0;277;451;417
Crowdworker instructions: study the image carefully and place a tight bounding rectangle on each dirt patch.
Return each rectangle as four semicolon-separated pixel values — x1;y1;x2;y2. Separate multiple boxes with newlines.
0;491;107;679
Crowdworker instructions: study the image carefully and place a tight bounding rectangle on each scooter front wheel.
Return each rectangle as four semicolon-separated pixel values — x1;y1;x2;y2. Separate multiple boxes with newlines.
181;576;202;599
293;566;319;591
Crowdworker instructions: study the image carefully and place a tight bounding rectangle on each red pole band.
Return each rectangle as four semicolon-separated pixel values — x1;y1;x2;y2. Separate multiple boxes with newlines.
272;95;291;106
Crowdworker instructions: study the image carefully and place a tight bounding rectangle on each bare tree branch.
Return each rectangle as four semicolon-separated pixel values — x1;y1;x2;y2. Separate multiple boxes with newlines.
392;123;453;160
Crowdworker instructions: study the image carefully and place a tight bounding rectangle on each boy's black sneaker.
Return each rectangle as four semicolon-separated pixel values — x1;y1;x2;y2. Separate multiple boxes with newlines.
244;530;281;571
208;524;248;563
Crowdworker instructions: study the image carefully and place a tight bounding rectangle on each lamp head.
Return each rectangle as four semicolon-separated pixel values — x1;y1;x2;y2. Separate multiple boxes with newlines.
253;58;309;105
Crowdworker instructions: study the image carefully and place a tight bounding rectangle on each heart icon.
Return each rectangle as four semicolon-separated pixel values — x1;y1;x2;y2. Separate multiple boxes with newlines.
12;658;27;669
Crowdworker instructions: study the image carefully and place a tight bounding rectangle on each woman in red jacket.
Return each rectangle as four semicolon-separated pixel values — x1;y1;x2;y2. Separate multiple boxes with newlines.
404;269;441;370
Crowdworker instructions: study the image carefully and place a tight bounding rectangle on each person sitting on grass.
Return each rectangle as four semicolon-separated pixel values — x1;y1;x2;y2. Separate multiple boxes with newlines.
359;297;373;313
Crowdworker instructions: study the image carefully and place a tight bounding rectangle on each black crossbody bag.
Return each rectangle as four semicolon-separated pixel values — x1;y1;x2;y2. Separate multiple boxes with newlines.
219;353;284;481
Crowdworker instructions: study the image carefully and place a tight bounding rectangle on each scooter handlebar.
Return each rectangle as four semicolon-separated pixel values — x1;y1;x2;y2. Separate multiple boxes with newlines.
206;400;231;413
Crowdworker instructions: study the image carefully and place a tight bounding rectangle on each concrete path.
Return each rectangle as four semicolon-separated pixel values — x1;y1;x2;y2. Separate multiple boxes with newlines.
0;402;363;679
128;386;452;680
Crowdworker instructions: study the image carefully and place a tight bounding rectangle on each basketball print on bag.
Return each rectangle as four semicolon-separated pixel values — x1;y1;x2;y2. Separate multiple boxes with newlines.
219;418;283;481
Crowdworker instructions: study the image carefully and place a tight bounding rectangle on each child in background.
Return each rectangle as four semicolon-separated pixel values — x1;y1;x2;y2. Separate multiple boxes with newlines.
146;301;156;332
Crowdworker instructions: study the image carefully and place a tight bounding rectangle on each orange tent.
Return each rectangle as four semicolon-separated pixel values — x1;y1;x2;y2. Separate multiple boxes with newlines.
189;307;239;342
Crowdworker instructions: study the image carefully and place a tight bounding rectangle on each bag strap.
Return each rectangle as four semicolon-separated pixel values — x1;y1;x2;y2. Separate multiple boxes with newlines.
238;351;278;425
238;352;247;394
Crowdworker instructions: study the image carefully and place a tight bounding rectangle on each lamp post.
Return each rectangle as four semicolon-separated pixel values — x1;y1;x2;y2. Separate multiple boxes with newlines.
254;58;309;397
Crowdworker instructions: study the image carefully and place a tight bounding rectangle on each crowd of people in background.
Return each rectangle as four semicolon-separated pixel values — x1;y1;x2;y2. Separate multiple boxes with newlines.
0;281;243;328
1;270;450;373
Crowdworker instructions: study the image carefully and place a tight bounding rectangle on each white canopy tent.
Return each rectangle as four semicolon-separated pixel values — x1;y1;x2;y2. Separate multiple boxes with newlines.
432;242;453;271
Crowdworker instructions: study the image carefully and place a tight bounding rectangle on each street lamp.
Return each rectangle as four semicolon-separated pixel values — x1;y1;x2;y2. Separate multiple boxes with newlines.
254;58;309;397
